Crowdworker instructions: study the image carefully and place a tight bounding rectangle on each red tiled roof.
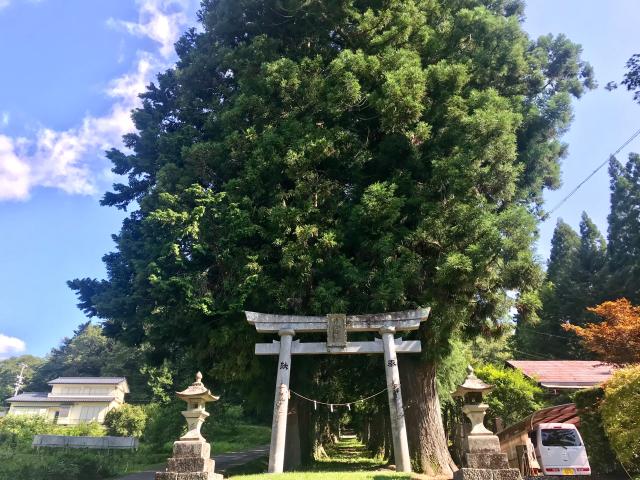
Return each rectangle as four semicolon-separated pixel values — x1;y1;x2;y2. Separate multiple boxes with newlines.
506;360;615;389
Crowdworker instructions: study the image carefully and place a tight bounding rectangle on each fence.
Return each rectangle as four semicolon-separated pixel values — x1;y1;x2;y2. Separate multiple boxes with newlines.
32;434;138;450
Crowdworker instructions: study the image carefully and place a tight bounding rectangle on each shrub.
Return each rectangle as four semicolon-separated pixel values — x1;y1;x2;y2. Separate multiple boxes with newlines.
0;415;105;449
0;449;136;480
65;421;106;437
475;364;544;428
601;364;640;473
104;404;147;437
574;387;619;474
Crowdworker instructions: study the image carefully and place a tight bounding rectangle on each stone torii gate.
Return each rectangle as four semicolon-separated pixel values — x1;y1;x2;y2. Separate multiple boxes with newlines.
245;308;431;474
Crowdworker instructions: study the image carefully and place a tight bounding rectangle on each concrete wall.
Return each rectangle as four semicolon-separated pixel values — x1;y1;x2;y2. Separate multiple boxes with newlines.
32;435;139;450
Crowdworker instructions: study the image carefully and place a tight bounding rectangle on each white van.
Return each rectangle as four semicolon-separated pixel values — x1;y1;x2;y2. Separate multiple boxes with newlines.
530;423;591;476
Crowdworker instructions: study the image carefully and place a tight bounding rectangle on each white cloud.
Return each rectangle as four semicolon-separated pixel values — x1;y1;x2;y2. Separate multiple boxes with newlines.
108;0;190;59
0;136;30;200
0;0;46;11
0;1;194;201
1;112;9;128
0;334;26;359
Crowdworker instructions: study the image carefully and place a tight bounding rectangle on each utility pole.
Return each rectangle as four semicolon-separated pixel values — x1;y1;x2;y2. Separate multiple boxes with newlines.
13;363;27;397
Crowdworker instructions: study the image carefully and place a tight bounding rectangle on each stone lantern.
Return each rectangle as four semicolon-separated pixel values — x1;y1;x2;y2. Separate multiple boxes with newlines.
452;365;494;437
452;366;521;480
156;372;223;480
177;371;220;441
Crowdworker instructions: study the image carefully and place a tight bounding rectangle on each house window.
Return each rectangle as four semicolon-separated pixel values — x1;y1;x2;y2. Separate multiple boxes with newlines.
79;406;102;421
12;407;46;416
58;406;70;418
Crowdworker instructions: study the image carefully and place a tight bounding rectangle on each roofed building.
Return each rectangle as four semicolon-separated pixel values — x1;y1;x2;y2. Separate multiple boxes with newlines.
6;377;129;424
506;360;614;391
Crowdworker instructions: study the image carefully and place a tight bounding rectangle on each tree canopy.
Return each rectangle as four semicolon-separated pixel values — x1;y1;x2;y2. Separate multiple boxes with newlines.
515;213;606;358
69;0;593;472
515;152;640;359
564;298;640;365
25;323;155;403
0;355;44;401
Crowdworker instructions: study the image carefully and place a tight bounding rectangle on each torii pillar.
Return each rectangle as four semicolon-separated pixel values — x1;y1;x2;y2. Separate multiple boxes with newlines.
381;326;411;472
245;308;431;474
268;329;294;473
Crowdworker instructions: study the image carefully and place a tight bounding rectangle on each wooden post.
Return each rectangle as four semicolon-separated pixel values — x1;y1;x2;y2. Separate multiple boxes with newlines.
380;326;411;472
268;329;294;473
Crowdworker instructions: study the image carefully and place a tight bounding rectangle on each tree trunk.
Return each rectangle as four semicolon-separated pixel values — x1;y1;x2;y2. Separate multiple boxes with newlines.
400;356;457;477
294;395;315;466
383;413;393;462
360;416;370;444
366;411;386;457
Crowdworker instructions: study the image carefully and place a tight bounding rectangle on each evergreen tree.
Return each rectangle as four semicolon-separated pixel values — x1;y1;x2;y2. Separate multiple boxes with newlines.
516;214;606;358
515;219;579;357
27;323;153;403
606;154;640;302
0;355;44;401
70;0;592;472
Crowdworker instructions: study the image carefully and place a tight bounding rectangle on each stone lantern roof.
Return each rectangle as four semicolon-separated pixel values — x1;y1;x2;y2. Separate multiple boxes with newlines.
452;365;494;398
176;372;219;403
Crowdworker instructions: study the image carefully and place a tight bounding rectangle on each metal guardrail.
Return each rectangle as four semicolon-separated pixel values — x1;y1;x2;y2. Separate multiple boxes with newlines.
32;435;138;450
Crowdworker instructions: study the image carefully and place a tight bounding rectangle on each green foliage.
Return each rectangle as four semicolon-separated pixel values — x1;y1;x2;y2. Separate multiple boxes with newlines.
601;365;640;472
71;0;593;398
0;415;105;449
104;404;148;437
0;355;45;402
574;387;619;474
606;154;640;304
469;326;514;365
474;364;544;427
141;399;269;454
0;448;165;480
26;322;152;403
0;450;117;480
515;213;607;359
68;0;593;470
621;53;640;103
140;401;184;450
436;339;472;406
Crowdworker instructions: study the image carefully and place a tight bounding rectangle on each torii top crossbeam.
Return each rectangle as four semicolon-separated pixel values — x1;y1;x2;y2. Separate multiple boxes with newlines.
245;308;431;333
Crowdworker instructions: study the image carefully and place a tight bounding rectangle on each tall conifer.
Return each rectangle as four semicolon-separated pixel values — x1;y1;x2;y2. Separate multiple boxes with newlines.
70;0;592;471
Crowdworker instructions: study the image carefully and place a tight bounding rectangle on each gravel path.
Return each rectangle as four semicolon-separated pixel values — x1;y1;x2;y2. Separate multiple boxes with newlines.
116;444;269;480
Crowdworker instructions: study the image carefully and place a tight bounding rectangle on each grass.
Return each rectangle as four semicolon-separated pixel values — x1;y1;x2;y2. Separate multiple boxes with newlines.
0;421;271;480
211;423;271;454
230;473;410;479
228;437;411;479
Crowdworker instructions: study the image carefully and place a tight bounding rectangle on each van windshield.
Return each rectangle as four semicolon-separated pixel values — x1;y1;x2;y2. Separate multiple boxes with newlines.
541;429;582;447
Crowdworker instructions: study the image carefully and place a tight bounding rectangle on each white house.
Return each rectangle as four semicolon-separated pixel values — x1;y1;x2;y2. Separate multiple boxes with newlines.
6;377;129;425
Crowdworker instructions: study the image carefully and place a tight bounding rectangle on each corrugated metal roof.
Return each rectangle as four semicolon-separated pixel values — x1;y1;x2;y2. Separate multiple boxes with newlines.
47;377;127;385
7;392;116;403
497;403;579;439
507;360;614;388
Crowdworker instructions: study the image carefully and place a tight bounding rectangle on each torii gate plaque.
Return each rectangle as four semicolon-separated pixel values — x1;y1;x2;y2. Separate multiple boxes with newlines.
245;308;431;473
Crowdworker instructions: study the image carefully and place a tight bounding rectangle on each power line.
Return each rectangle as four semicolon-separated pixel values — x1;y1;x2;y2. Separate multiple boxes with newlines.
511;348;555;360
545;127;640;218
519;328;572;340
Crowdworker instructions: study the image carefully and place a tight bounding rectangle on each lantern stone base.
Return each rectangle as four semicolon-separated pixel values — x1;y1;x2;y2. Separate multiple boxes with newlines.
454;433;521;480
465;434;502;453
155;441;223;480
454;468;521;480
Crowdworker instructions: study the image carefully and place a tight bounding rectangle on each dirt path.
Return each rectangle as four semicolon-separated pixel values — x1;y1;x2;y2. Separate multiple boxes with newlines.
115;445;269;480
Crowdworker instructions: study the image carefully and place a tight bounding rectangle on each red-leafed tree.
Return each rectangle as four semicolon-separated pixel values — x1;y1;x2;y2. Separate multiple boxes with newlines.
564;298;640;365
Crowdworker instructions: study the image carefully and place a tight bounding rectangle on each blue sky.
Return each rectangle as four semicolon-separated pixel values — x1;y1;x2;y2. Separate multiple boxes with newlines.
0;0;638;359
